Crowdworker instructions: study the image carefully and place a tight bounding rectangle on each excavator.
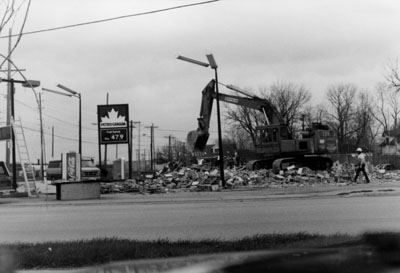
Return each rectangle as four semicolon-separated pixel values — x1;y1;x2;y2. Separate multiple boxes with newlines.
187;80;337;172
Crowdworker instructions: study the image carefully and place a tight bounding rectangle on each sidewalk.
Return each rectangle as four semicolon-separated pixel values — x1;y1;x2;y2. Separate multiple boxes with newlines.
1;179;399;208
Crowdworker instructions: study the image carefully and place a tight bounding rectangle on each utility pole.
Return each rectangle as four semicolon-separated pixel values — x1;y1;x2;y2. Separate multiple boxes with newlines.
10;80;16;189
137;123;141;174
52;126;54;158
6;29;11;169
39;93;44;182
3;29;26;169
3;78;41;188
142;149;146;171
132;121;141;175
164;135;173;162
169;135;172;162
145;124;158;172
150;125;154;172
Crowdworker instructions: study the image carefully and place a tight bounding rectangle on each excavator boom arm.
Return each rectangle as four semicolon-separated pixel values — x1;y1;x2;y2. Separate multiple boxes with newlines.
187;79;283;152
217;92;283;125
186;80;215;152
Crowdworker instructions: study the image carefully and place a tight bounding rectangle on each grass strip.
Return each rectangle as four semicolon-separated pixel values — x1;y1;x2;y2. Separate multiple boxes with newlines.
1;232;358;269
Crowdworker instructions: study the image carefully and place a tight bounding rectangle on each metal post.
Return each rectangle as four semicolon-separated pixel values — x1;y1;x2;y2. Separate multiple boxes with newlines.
78;93;82;156
10;80;17;189
137;122;141;174
150;125;154;172
6;29;12;169
39;93;44;182
169;135;172;162
129;120;133;179
52;126;54;158
104;93;109;167
177;54;225;187
214;68;225;187
97;120;102;175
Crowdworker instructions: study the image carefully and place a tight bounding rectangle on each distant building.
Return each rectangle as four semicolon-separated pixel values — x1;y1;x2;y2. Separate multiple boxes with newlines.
378;128;400;155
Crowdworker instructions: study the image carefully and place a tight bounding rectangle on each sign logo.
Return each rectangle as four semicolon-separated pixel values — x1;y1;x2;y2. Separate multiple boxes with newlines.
66;153;77;181
0;126;11;141
100;108;127;128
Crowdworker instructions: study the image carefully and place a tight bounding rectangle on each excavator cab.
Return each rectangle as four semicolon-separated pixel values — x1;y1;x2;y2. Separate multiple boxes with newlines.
256;124;292;145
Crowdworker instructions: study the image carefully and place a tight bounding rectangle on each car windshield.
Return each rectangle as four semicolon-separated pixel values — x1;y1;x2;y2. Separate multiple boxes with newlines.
48;161;61;168
81;160;95;168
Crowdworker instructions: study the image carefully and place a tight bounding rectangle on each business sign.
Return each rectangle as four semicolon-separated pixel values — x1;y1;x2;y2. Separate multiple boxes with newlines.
97;104;129;144
62;152;81;182
0;126;11;141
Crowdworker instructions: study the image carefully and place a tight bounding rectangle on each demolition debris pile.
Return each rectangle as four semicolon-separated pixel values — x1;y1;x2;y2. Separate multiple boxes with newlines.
101;161;400;194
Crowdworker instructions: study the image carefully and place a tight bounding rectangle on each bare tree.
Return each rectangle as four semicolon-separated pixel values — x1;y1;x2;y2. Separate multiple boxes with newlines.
302;104;329;129
371;82;398;135
225;81;311;146
0;0;32;68
386;58;400;91
224;125;253;150
353;91;375;150
326;83;357;152
377;58;400;141
261;81;311;135
225;104;265;147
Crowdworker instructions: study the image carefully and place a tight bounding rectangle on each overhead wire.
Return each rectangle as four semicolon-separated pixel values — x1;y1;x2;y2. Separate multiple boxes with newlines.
5;93;217;143
0;0;220;39
23;124;97;144
0;0;223;156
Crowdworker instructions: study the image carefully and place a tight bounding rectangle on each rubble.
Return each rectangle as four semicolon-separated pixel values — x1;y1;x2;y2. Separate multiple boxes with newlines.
100;161;400;194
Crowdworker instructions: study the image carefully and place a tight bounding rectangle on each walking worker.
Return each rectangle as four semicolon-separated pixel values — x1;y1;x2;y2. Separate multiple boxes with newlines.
353;147;370;183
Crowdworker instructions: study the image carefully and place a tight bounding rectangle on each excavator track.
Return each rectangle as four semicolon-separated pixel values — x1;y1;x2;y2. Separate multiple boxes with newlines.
272;156;333;173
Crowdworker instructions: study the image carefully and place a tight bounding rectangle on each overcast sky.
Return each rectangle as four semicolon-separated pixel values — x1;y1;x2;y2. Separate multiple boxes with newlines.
1;0;400;164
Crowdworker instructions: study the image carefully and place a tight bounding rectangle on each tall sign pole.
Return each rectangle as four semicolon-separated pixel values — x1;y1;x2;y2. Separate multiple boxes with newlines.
97;104;130;178
206;54;225;187
104;93;109;166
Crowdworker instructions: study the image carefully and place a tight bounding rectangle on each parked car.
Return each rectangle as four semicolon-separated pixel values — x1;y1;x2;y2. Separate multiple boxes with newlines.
81;157;101;181
46;160;62;180
0;161;12;190
46;157;101;181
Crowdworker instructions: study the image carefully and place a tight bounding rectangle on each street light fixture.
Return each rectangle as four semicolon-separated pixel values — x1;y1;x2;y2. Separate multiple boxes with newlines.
42;88;73;98
177;54;225;187
0;78;40;189
177;55;209;67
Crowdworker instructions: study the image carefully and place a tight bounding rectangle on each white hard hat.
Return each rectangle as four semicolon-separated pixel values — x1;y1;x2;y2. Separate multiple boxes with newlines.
356;148;362;152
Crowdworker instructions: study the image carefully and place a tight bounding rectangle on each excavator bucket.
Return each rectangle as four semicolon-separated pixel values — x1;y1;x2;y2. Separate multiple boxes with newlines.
187;128;209;152
186;80;215;152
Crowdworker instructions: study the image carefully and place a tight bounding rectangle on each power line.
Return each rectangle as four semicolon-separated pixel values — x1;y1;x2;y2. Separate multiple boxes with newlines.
23;125;96;144
0;0;220;39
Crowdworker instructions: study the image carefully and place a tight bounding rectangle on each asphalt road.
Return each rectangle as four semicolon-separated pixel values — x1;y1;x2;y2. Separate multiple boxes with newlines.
1;185;400;243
